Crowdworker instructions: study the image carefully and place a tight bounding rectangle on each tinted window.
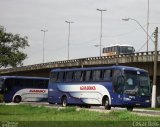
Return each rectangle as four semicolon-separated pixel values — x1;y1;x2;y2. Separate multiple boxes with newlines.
0;78;4;89
65;71;73;82
57;72;64;82
26;79;34;88
103;70;112;81
113;69;123;93
5;79;14;92
84;70;91;82
73;71;82;82
103;48;106;53
35;79;48;88
111;47;114;52
92;70;101;81
50;72;58;82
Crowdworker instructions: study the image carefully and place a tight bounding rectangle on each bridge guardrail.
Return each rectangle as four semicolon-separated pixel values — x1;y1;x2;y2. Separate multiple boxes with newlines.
0;51;160;74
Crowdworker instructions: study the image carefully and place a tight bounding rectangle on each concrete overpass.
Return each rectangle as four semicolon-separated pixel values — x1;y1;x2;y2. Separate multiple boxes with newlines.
0;51;160;106
0;51;160;78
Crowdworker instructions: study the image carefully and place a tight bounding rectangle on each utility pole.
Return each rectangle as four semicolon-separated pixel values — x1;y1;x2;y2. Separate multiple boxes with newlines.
151;27;158;108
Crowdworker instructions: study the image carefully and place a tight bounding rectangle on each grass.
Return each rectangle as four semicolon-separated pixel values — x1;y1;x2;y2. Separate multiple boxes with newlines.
145;108;160;111
0;105;160;127
134;107;160;111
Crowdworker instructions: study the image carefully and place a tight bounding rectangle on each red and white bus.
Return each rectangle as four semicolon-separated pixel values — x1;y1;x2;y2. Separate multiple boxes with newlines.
0;76;49;103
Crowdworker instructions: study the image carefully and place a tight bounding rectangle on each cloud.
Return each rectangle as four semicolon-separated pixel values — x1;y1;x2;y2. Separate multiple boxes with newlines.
0;0;159;65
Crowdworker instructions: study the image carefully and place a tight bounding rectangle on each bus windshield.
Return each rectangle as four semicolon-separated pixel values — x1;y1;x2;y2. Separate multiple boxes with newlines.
119;46;134;54
124;70;150;96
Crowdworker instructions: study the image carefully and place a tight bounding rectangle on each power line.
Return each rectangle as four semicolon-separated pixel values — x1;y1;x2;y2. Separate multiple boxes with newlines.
137;32;155;52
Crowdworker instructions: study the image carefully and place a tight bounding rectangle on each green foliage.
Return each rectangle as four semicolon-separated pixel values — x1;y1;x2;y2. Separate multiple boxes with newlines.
0;105;160;121
0;26;29;68
0;105;160;127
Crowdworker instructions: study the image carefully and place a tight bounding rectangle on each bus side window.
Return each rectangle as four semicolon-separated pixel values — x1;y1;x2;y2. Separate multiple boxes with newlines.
84;70;91;82
44;80;48;88
57;72;64;82
16;79;25;87
65;71;73;82
50;72;58;82
26;79;32;88
5;79;14;92
32;80;36;88
103;69;112;81
103;48;105;53
39;80;47;88
73;71;82;82
113;70;123;93
92;70;101;81
111;47;113;52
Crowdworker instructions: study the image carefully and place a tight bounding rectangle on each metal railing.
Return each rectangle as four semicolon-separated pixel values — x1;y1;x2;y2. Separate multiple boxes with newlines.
0;51;160;74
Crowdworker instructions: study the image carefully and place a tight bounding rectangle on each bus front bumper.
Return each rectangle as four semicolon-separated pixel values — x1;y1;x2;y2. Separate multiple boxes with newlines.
123;96;151;107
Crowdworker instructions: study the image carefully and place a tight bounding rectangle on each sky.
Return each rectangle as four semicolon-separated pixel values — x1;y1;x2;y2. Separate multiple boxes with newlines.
0;0;160;65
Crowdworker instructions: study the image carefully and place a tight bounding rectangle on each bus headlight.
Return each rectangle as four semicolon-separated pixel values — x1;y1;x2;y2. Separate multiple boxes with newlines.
49;89;53;91
145;100;150;103
123;97;131;101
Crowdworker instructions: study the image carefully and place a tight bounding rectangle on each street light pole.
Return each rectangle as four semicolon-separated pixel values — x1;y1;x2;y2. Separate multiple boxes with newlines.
41;29;48;63
65;21;74;60
147;0;150;52
97;9;106;57
122;18;154;44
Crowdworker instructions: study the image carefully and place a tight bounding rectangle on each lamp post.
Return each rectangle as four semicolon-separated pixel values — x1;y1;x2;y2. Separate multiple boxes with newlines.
41;29;48;63
94;44;105;57
122;18;147;34
122;18;154;47
97;9;106;56
65;21;74;60
147;0;150;52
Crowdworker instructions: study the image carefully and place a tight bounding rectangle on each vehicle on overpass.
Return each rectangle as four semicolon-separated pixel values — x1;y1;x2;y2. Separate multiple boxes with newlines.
48;66;151;111
0;76;49;103
102;44;135;56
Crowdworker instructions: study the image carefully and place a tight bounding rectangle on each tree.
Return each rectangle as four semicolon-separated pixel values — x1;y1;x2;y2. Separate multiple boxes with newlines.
0;26;29;68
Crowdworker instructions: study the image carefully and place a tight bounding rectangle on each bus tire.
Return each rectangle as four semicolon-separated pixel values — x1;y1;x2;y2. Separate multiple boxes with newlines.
61;96;67;107
127;106;133;111
103;96;111;110
14;95;21;103
85;105;91;108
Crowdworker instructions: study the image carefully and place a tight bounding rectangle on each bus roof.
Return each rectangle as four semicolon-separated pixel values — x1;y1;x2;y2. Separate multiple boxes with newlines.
51;66;147;73
0;76;49;80
103;44;134;48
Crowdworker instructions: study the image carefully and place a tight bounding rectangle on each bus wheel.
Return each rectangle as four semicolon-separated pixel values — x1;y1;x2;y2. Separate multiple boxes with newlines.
61;96;67;107
103;97;111;110
14;96;21;103
81;105;91;108
85;105;91;108
127;107;133;111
